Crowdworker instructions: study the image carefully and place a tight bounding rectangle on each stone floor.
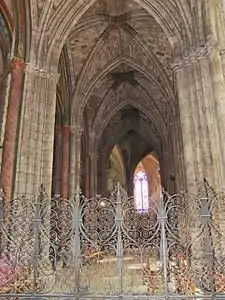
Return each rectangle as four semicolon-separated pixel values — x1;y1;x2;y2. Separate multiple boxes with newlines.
79;254;164;295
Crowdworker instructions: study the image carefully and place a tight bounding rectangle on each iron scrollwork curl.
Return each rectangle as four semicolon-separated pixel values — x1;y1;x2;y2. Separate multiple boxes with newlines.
0;182;225;298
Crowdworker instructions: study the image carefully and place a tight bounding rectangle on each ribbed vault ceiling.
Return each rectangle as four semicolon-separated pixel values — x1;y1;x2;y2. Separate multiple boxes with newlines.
58;0;180;161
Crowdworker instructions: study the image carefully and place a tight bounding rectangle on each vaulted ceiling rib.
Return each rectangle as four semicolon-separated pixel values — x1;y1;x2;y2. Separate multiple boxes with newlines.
55;0;189;159
47;0;192;52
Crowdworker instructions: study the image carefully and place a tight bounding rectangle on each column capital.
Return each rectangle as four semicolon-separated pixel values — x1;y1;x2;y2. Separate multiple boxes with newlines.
11;57;26;73
61;125;71;132
220;48;225;57
90;152;98;159
172;41;219;72
70;125;83;136
89;132;96;140
26;63;60;83
55;125;71;132
171;61;184;73
55;125;83;136
189;40;218;59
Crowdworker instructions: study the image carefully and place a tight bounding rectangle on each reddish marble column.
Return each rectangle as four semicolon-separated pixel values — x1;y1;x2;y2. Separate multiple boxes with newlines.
61;126;70;199
1;57;25;202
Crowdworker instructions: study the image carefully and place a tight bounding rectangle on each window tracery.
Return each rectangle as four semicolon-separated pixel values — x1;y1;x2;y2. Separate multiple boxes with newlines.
134;169;149;213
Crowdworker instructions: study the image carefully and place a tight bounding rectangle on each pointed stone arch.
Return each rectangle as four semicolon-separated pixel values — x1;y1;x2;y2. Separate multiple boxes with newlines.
92;86;167;141
72;22;175;105
97;114;163;196
71;55;174;127
94;100;162;147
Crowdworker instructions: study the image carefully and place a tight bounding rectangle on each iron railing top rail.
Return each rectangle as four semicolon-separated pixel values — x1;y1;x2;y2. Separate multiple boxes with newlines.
0;294;225;299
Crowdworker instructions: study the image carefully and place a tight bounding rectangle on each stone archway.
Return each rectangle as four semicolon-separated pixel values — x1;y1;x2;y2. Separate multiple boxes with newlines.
94;105;171;197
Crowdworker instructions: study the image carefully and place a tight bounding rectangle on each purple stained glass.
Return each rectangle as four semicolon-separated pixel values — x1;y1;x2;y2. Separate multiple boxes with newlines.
134;170;149;212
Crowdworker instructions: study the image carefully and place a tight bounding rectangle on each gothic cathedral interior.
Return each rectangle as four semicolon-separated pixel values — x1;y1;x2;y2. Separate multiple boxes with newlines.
1;0;225;298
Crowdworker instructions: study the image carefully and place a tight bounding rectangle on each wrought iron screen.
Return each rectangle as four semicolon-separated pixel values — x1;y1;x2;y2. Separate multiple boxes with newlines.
0;182;225;299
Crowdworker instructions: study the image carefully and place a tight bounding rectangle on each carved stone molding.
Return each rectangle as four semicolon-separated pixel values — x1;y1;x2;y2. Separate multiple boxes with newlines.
26;63;60;83
55;125;72;132
220;48;225;57
172;41;219;72
70;125;83;136
11;57;26;74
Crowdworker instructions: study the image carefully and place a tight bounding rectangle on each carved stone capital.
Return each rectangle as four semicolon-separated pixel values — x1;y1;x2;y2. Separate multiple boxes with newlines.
220;49;225;57
55;125;72;133
70;125;83;136
172;41;219;72
171;61;184;73
55;126;63;133
191;40;218;59
11;57;26;73
62;125;71;132
26;63;60;83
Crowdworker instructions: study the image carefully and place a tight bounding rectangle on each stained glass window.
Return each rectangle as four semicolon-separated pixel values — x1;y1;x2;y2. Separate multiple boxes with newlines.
134;170;149;213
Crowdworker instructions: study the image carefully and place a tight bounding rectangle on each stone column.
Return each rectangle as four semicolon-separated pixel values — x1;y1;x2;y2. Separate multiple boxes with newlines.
61;126;70;198
0;68;10;143
160;138;172;192
89;134;98;197
14;64;59;197
168;116;186;193
220;46;225;76
85;155;90;197
174;61;201;261
69;126;82;198
198;51;224;189
1;57;25;202
174;46;225;191
174;46;225;281
9;64;60;273
102;167;109;196
89;153;98;197
98;149;107;196
167;125;177;194
40;72;60;197
177;126;186;192
207;48;225;257
52;127;62;195
174;62;198;192
174;50;222;188
203;1;225;260
180;48;224;190
201;0;225;188
208;48;225;188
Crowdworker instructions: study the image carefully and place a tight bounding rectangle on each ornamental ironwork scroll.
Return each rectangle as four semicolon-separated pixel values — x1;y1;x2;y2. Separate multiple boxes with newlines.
0;182;225;299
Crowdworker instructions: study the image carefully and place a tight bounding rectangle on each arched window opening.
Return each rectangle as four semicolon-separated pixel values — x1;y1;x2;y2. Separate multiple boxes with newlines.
133;152;162;213
134;167;149;213
107;145;126;193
